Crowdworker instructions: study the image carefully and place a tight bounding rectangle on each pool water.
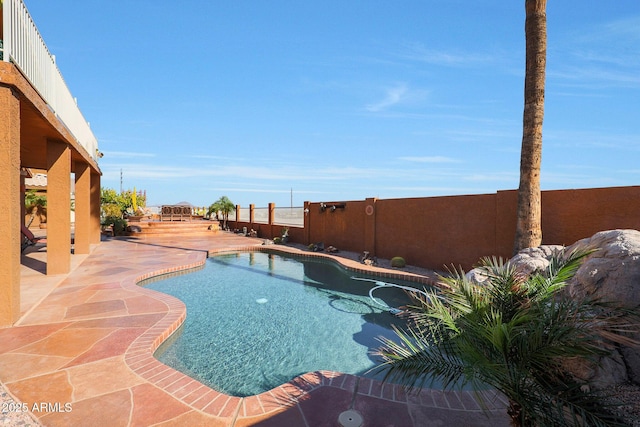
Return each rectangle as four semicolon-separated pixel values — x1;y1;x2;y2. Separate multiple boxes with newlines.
145;251;422;397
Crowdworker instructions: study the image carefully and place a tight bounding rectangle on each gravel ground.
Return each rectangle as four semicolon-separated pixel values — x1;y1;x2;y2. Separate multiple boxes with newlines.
604;384;640;427
0;381;41;426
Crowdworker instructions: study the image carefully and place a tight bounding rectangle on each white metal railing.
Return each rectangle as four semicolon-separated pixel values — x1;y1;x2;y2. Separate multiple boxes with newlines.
2;0;99;162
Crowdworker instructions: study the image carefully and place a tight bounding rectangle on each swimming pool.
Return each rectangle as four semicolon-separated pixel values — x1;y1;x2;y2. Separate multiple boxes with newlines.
144;251;426;397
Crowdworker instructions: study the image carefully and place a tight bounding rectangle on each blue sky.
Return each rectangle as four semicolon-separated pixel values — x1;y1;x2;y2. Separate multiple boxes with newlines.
26;1;639;208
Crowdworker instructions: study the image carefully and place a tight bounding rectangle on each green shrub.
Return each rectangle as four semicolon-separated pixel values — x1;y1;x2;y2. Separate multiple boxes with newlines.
102;217;128;236
102;203;122;219
390;256;406;268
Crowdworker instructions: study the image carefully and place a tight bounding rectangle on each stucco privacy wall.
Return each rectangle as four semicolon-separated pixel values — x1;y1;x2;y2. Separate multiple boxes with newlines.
233;185;640;271
374;194;498;270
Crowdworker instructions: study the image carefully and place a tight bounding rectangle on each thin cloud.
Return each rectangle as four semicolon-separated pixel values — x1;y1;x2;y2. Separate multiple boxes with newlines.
104;151;156;158
206;187;328;194
549;67;640;89
365;84;408;112
365;83;428;112
398;156;461;163
397;42;496;67
552;15;640;89
463;172;519;182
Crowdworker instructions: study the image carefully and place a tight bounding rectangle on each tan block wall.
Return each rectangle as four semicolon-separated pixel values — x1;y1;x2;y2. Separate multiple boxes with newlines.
232;186;640;272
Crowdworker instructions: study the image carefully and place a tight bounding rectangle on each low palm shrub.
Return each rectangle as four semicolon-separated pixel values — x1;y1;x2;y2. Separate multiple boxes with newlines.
374;249;639;427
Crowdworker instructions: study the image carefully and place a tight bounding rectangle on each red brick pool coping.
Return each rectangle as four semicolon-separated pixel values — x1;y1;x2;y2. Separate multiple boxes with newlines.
4;233;510;426
124;244;508;425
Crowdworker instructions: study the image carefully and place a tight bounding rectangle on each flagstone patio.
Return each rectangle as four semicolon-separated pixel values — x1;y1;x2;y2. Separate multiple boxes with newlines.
2;230;511;426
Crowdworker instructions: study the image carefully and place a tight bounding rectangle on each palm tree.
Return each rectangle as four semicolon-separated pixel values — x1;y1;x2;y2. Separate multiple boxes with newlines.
24;190;47;227
374;249;638;427
208;196;235;230
514;0;547;253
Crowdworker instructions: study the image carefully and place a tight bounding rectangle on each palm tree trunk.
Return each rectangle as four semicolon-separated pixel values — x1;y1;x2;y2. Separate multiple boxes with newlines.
514;0;546;254
507;400;529;427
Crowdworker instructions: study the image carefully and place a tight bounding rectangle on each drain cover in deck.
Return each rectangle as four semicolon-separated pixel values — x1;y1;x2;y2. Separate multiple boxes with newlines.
338;409;363;427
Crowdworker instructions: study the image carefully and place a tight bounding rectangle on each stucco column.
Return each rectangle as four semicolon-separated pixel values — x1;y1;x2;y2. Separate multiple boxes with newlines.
47;139;71;275
90;171;101;244
74;161;91;254
364;197;377;256
0;86;21;326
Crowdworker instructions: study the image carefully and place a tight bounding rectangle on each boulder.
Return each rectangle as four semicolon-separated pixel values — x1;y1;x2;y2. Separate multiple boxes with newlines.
566;229;640;306
509;245;564;276
566;229;640;385
465;245;564;284
508;229;640;387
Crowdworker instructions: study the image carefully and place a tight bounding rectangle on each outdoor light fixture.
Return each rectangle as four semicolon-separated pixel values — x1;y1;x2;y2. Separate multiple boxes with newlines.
320;202;346;213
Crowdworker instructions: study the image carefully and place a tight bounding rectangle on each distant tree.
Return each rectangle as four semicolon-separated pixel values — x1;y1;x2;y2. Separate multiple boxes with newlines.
24;190;47;227
100;187;146;217
208;196;235;229
514;0;546;253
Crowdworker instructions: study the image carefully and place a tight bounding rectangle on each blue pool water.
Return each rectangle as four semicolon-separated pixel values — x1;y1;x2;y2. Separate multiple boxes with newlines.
144;251;422;397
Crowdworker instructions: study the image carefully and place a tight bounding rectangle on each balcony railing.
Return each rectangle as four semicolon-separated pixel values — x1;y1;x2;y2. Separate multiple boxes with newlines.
2;0;99;162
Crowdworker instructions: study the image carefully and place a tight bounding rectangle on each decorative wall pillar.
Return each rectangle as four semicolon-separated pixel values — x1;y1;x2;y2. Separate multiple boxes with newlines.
74;161;91;254
249;204;255;226
364;197;377;256
46;139;71;275
268;202;275;238
304;201;311;245
90;171;101;244
0;86;21;326
268;203;275;225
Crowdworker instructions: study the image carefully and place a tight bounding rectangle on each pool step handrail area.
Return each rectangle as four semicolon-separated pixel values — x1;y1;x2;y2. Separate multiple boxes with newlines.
2;0;99;161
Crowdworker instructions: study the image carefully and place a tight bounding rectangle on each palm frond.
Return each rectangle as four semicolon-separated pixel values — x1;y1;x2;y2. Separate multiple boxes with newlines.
373;245;640;424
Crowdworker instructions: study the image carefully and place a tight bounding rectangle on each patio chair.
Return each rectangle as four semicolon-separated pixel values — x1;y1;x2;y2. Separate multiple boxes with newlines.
21;224;44;252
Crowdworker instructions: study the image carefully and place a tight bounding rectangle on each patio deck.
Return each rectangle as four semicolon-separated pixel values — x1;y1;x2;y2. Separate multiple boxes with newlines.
2;231;511;426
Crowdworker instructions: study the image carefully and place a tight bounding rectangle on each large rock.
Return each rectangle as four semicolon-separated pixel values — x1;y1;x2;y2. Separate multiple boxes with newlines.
566;229;640;306
509;245;564;276
508;229;640;387
566;229;640;385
